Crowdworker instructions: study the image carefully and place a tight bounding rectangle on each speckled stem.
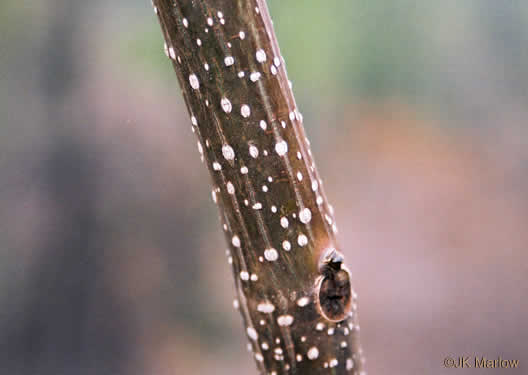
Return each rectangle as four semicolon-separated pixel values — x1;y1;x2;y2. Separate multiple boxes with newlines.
152;1;364;373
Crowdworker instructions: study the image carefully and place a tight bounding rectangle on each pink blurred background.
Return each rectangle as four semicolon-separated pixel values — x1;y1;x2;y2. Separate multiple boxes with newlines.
1;0;526;373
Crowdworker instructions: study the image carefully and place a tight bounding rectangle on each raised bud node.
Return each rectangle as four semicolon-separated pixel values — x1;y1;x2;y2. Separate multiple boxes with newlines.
315;248;352;322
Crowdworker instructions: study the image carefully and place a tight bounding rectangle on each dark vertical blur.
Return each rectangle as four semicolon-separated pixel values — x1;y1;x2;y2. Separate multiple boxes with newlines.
3;139;133;375
2;1;133;374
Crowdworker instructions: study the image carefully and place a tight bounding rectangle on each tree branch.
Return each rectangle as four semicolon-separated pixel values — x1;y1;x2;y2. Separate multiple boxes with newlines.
152;1;364;373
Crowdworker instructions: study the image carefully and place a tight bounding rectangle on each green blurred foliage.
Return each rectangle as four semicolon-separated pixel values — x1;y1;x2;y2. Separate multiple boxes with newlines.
121;23;174;79
268;1;439;97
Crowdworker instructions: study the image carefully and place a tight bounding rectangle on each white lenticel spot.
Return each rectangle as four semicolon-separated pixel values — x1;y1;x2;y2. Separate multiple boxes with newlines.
257;302;275;313
307;347;319;360
221;97;232;113
256;49;267;62
299;208;312;224
250;72;261;82
249;145;259;158
182;18;188;28
280;217;289;228
224;56;234;66
264;248;278;261
222;144;235;161
227;182;235;194
312;180;319;191
260;120;267;130
207;17;213;26
240;166;248;174
238;71;245;78
232;235;241;247
282;240;291;251
213;162;221;171
275;140;288;156
277;315;294;327
274;57;281;67
241;104;251;118
295;110;302;121
239;31;245;39
247;327;258;340
296;171;303;181
168;47;176;60
297;297;310;307
297;234;308;246
240;271;249;281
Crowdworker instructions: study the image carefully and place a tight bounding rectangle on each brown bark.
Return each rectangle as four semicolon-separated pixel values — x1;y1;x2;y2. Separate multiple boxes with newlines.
152;1;364;373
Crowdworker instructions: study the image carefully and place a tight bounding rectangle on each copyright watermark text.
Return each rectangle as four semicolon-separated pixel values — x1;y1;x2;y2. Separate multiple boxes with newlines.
444;356;519;369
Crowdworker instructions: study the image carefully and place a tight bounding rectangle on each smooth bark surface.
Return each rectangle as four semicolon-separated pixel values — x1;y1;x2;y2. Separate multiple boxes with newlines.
152;1;364;373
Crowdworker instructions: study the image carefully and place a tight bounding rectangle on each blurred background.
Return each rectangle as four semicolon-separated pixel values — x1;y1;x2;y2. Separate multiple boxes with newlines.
1;0;527;374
